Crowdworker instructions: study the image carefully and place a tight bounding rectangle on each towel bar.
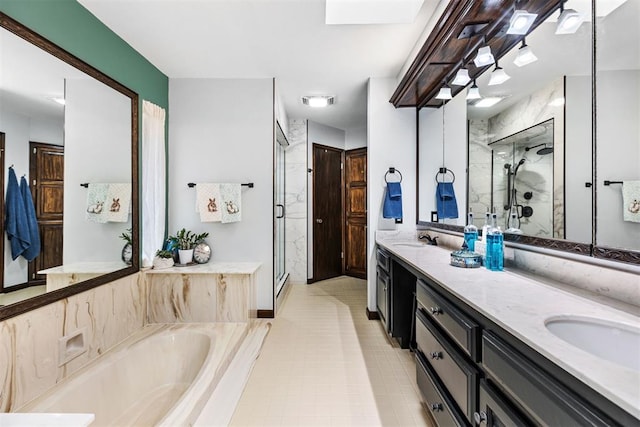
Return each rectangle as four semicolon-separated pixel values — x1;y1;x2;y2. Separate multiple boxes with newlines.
187;182;254;188
604;180;623;186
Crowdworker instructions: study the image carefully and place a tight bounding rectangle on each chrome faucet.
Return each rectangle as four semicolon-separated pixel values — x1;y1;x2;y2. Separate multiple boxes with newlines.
418;234;438;246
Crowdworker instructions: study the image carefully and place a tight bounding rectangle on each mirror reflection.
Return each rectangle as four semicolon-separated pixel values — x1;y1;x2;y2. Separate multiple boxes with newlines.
0;25;133;306
484;119;555;237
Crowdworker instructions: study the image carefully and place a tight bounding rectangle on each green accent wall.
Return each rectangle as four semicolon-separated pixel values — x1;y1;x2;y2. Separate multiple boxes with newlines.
0;0;168;109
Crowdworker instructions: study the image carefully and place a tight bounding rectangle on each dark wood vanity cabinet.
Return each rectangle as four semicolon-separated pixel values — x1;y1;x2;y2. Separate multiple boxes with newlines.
376;248;391;331
404;257;634;427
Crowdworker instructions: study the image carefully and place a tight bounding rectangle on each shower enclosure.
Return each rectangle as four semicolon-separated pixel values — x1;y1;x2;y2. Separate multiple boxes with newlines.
489;119;555;236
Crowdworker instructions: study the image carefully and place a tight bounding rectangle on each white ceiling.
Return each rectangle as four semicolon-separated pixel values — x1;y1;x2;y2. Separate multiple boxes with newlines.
77;0;441;133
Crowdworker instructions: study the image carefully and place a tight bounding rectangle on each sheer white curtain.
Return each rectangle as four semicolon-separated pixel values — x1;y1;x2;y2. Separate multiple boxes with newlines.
142;100;166;267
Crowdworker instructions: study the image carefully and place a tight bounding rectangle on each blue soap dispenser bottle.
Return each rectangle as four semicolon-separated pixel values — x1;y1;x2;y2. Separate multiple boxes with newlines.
486;211;504;271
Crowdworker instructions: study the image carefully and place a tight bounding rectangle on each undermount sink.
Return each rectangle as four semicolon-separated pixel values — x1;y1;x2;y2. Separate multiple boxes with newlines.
545;316;640;372
391;242;427;248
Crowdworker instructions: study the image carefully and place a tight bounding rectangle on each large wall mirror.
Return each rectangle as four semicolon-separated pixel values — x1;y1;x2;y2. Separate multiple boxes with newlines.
0;13;139;320
418;0;639;265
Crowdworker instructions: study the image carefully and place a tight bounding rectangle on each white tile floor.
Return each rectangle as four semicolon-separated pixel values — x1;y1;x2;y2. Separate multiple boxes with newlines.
230;276;433;427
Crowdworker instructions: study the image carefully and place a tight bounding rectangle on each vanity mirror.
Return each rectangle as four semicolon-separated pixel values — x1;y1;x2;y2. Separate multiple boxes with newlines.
0;12;139;320
415;0;639;265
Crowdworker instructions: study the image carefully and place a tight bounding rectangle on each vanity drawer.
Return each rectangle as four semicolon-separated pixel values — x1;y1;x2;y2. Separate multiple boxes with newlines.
376;247;390;272
416;309;479;424
417;279;480;361
376;266;389;328
482;331;616;427
416;350;469;427
476;379;533;427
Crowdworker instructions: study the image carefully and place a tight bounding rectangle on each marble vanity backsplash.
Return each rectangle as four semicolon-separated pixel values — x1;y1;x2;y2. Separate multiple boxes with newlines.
379;229;640;310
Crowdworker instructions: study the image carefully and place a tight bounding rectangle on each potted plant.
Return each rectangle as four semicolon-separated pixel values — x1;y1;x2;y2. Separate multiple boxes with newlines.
169;228;209;264
153;249;175;269
119;228;133;265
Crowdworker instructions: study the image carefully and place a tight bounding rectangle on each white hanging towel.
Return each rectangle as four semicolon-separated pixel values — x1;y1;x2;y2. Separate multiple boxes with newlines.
105;183;132;222
221;183;241;223
196;183;222;222
86;183;109;223
622;181;640;223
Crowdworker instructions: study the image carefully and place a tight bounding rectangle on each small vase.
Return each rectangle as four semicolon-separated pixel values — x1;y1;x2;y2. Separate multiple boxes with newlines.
178;249;194;265
153;256;174;270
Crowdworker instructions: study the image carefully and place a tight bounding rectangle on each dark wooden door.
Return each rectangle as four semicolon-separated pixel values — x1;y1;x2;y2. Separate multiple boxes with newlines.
28;142;64;285
0;133;4;289
312;144;343;282
345;148;367;279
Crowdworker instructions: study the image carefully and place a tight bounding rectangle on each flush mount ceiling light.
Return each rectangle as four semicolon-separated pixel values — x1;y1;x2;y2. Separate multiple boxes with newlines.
435;85;452;100
513;39;538;67
451;68;471;86
555;4;584;34
325;0;424;25
474;97;503;108
302;96;335;108
488;62;510;86
466;80;481;100
506;9;538;35
473;46;495;67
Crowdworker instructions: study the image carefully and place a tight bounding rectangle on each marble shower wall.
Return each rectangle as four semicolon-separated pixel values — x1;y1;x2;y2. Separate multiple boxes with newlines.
0;274;144;411
469;78;565;237
285;119;308;284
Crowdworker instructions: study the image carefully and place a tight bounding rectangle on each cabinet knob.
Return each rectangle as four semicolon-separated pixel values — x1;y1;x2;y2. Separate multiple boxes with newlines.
430;351;443;360
473;411;487;425
430;306;442;315
316;218;323;223
431;403;443;412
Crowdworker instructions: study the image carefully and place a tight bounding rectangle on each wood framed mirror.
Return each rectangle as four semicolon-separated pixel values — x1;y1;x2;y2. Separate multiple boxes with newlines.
0;12;139;321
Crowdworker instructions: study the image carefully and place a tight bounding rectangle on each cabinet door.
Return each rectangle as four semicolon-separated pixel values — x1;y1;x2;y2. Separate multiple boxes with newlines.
376;266;389;330
482;331;616;426
475;380;533;427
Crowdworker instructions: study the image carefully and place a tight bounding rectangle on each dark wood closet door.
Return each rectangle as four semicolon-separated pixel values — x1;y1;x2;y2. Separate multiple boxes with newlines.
312;144;343;282
345;148;367;279
28;142;64;285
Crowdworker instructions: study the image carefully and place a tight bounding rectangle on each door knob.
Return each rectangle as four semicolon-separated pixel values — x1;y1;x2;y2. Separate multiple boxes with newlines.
316;219;323;223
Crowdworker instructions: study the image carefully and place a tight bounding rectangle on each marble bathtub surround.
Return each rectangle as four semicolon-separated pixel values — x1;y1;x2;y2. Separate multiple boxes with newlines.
0;274;145;411
145;262;261;323
376;236;640;419
18;322;258;427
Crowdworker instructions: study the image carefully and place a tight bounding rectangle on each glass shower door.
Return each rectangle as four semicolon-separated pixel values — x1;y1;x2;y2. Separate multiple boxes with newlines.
275;123;288;295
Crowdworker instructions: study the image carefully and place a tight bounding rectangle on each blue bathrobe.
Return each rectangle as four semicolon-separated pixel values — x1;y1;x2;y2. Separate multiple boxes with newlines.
5;168;30;260
20;176;41;261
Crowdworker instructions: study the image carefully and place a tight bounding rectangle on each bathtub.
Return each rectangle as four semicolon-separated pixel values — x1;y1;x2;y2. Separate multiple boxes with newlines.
17;323;250;427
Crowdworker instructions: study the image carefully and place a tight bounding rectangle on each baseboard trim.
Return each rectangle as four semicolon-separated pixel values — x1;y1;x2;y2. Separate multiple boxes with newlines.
257;309;274;319
366;308;380;320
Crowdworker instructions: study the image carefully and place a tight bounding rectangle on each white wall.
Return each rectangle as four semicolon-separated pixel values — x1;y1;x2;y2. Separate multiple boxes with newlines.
169;78;274;311
1;109;63;287
418;93;467;226
306;120;345;279
565;75;593;243
64;78;131;264
367;77;416;310
346;126;367;150
596;70;640;251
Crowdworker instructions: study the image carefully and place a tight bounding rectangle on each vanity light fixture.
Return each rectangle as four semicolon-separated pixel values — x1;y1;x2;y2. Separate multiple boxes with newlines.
302;95;335;107
555;3;584;34
506;9;538;35
435;84;452;100
451;68;471;86
473;46;495;67
488;62;510;86
474;97;503;108
466;80;481;100
513;39;538;67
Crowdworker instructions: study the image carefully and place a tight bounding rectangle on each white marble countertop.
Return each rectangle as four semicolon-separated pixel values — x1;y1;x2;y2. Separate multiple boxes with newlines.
38;261;128;275
145;262;261;275
376;232;640;420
